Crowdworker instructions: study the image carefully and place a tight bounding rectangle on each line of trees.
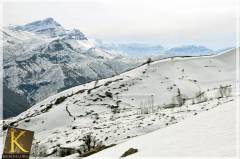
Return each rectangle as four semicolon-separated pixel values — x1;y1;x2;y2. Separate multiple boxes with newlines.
162;84;232;109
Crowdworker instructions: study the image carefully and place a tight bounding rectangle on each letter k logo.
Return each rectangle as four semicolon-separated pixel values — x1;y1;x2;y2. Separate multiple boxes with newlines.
9;128;28;153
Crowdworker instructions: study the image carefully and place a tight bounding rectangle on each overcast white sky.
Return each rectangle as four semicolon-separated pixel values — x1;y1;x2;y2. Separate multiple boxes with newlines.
3;0;237;49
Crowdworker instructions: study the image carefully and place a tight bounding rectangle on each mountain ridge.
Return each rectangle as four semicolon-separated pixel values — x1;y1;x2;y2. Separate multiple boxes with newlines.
93;40;231;57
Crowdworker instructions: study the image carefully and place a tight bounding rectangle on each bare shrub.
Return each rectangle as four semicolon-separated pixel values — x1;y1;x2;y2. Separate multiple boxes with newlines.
139;95;155;114
195;91;208;104
218;85;232;98
175;88;186;107
58;147;76;157
140;106;150;114
31;143;48;158
77;134;103;155
164;88;187;109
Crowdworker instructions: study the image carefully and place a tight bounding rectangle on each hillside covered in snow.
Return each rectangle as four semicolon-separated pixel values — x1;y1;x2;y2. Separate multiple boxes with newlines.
88;97;236;158
1;48;236;158
2;18;139;118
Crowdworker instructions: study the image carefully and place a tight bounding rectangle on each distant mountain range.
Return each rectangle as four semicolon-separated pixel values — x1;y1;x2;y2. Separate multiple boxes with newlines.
93;41;165;57
166;45;213;55
94;40;232;57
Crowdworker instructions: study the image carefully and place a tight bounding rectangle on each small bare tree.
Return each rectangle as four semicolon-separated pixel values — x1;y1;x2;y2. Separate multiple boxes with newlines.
77;134;103;155
166;89;186;108
195;91;207;104
226;85;232;97
218;85;232;98
176;88;186;106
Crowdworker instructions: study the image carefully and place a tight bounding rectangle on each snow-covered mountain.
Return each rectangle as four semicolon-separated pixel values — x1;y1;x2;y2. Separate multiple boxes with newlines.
9;17;87;40
94;41;216;57
2;49;236;157
2;18;139;118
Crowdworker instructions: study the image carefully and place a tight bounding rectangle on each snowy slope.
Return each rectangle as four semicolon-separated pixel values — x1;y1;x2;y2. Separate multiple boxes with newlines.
1;49;236;157
2;18;139;117
88;98;236;158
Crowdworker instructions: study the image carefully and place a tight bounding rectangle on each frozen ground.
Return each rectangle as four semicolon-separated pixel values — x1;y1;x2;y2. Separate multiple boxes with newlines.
1;48;237;158
87;97;237;158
